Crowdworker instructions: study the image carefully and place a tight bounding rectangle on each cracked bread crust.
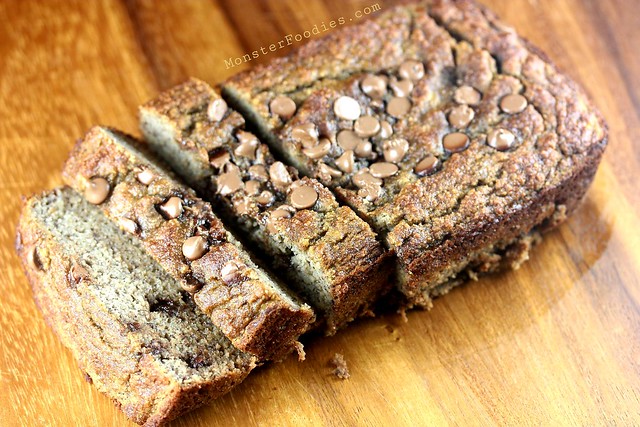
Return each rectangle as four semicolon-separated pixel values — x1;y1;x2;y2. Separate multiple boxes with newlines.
221;0;608;305
140;79;392;334
15;189;256;426
62;127;314;361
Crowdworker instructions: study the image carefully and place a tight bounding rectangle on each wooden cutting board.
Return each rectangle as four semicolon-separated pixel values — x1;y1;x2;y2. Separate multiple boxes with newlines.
1;0;639;425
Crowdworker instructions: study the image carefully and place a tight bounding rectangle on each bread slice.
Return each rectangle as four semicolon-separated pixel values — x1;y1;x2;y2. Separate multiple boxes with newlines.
221;1;608;306
62;126;314;361
15;188;256;426
139;79;392;334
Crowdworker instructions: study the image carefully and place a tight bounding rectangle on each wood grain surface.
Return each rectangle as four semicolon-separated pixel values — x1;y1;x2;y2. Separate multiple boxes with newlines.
1;0;639;425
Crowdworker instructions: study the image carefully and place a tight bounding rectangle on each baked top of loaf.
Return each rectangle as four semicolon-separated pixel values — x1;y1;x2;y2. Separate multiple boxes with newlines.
15;188;256;426
221;0;608;302
62;126;314;361
140;79;392;333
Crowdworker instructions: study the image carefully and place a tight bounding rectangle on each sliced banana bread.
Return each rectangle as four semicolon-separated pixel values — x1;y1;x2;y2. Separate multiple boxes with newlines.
221;0;608;306
62;126;314;361
15;188;256;426
139;79;392;334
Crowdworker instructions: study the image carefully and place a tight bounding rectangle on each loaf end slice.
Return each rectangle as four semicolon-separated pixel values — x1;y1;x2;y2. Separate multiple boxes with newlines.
140;79;393;334
221;1;608;307
62;126;315;361
15;188;256;426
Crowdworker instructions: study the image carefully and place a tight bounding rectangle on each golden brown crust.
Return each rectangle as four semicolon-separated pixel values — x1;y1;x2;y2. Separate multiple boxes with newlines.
62;127;314;361
222;0;608;305
15;191;254;426
140;80;392;333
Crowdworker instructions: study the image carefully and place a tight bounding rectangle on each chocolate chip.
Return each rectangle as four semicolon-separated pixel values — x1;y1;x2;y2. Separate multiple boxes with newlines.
414;154;440;176
454;86;481;105
236;130;257;145
248;164;269;182
386;97;412;118
303;138;331;159
85;177;110;205
354;115;381;138
354;140;373;159
182;236;208;261
209;148;231;170
159;196;183;219
181;273;204;293
335;150;355;173
207;98;228;122
269;162;293;190
443;132;470;153
369;162;399;178
234;131;260;159
266;205;296;233
290;185;318;209
389;78;414;98
244;180;261;196
291;123;319;148
382;138;409;163
221;260;243;285
333;96;361;121
500;94;528;114
256;190;275;206
118;217;139;234
399;60;425;82
487;128;516;151
217;167;244;196
448;105;475;128
233;198;251;215
136;168;154;185
358;182;382;202
353;169;383;188
361;75;387;99
337;130;363;151
379;121;393;139
234;140;259;160
269;95;297;120
234;199;254;216
275;204;296;216
318;163;343;182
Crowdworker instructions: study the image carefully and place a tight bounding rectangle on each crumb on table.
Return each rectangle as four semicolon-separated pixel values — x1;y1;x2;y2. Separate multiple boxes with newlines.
330;353;350;379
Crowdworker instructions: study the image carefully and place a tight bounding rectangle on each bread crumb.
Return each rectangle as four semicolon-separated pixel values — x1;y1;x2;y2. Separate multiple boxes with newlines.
398;307;408;323
293;341;306;361
330;353;350;379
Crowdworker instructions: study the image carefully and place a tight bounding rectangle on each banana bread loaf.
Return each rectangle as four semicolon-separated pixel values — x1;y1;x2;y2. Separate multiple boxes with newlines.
221;0;608;306
15;188;256;426
139;79;392;333
62;126;314;361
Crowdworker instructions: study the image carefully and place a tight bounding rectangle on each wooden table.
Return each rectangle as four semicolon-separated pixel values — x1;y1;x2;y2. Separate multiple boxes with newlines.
1;0;639;425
